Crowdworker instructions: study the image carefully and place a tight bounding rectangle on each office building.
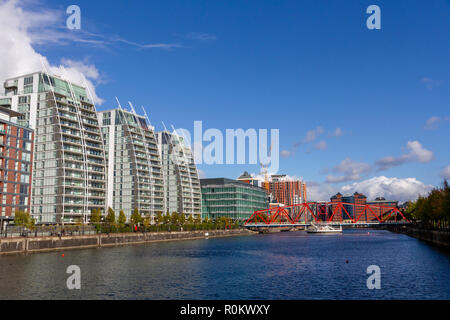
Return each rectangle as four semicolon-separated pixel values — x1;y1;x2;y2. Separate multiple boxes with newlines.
201;178;268;221
330;192;367;222
1;72;107;223
98;109;165;220
157;131;202;219
367;197;398;218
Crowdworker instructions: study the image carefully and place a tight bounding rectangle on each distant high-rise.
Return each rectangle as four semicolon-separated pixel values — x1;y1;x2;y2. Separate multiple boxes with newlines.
157;131;202;219
0;72;107;223
98;109;165;220
262;174;307;206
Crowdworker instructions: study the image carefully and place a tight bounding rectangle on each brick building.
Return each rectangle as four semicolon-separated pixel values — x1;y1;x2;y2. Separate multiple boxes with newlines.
262;174;307;206
367;197;398;219
0;106;34;229
330;192;367;222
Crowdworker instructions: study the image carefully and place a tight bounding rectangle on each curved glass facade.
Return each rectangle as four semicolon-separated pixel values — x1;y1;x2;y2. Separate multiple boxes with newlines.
1;72;107;223
99;109;164;220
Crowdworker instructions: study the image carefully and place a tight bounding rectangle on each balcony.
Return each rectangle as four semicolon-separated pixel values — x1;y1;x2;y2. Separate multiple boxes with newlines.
4;80;18;89
0;98;12;107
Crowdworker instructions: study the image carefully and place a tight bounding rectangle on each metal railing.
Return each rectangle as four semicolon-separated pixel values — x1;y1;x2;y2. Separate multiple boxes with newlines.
0;224;97;238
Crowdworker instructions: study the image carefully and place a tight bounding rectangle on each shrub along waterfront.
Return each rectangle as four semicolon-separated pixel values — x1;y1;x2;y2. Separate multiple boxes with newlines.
90;208;240;234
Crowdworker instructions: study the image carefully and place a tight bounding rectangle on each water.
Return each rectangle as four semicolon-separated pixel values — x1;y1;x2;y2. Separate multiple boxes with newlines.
0;229;449;299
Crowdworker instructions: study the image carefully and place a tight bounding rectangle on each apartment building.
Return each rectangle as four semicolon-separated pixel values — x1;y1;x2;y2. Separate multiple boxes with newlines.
98;109;165;220
0;106;34;228
157;131;202;219
1;72;107;223
262;174;307;206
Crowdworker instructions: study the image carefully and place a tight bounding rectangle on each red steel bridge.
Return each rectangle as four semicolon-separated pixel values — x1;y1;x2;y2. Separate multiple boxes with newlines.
244;201;410;228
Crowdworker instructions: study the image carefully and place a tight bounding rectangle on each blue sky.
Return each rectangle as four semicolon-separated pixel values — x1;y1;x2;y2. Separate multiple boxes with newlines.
1;0;449;201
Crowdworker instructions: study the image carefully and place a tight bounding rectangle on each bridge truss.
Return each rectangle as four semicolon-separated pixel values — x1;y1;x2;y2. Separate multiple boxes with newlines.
244;202;410;227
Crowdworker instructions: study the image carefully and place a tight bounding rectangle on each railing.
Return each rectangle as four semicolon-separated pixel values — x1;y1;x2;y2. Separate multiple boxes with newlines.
1;224;97;238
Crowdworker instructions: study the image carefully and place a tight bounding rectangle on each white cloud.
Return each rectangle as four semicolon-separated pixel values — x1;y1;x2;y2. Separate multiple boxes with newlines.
314;141;327;150
302;126;324;143
329;127;343;137
376;141;434;171
341;176;433;202
325;158;372;183
306;181;338;201
424;116;441;130
186;32;216;41
291;126;340;154
421;77;441;90
0;0;104;104
424;116;449;130
280;150;292;158
441;165;450;180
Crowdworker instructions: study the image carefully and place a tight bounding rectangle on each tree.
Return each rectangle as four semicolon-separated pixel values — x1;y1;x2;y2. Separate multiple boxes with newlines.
118;210;126;229
14;210;35;230
179;213;186;225
163;212;171;225
187;215;194;224
405;201;417;220
131;208;142;226
90;208;101;224
143;216;151;230
106;207;116;226
155;212;163;225
171;212;179;225
444;180;450;224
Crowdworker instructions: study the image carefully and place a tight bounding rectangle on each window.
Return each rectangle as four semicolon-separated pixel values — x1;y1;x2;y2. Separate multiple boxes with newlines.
23;130;31;140
24;76;33;85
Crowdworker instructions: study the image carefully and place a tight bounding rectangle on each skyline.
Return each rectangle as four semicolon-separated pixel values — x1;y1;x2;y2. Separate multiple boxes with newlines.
0;0;449;202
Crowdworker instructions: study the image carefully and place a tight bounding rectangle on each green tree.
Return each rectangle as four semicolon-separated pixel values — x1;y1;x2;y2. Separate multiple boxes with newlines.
444;180;450;223
163;212;171;225
155;212;163;225
118;210;127;229
105;207;116;232
405;201;417;220
171;212;179;225
14;210;35;229
178;213;186;225
131;208;142;226
90;208;101;224
106;207;116;225
187;215;194;224
143;216;151;230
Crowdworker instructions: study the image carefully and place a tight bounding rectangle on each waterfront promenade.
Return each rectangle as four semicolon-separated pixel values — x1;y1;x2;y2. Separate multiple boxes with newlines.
0;229;255;255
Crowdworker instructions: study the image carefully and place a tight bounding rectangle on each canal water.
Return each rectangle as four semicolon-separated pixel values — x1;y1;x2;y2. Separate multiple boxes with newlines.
0;229;449;299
